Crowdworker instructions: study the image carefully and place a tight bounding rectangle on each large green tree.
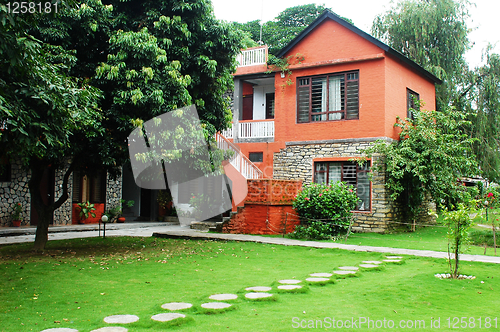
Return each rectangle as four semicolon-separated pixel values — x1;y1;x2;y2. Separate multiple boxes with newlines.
372;0;500;184
1;0;244;250
372;0;471;111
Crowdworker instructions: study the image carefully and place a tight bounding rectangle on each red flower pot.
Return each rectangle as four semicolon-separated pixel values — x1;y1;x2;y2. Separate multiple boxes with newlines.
12;220;21;227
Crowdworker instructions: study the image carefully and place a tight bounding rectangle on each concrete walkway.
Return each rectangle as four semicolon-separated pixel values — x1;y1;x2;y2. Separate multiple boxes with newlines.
1;222;500;264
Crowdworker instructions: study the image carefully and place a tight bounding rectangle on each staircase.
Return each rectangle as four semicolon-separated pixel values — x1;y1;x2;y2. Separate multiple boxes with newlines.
215;132;263;179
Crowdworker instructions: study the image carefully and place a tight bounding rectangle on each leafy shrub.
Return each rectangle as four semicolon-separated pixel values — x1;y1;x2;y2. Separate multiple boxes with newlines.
291;183;358;238
289;221;337;241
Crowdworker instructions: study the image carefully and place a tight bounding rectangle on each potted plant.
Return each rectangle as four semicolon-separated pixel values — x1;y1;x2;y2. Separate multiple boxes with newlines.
11;202;22;227
76;201;97;224
106;199;134;223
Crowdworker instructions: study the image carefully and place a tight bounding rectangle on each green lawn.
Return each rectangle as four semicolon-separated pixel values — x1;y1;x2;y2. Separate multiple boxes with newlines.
1;237;499;332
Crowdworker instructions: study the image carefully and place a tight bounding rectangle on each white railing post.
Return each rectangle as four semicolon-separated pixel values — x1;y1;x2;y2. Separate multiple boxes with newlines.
237;46;268;67
238;121;274;139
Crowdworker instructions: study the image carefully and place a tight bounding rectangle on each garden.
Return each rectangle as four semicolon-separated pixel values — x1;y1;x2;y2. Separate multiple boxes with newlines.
1;236;499;332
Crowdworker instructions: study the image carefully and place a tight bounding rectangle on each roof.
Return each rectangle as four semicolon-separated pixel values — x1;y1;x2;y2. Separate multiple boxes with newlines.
276;9;442;85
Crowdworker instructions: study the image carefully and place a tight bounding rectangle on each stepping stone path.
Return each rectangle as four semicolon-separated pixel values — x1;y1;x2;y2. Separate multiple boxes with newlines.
246;286;272;292
338;266;359;271
245;292;273;299
41;257;407;332
103;315;139;324
201;302;232;309
151;313;186;322
333;270;357;276
278;279;302;284
305;277;330;282
161;302;193;310
277;285;302;290
310;273;332;277
209;294;238;301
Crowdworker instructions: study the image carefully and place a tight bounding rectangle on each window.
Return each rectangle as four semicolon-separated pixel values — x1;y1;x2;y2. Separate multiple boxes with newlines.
249;152;263;163
313;161;370;211
72;171;106;204
407;89;420;120
297;71;359;123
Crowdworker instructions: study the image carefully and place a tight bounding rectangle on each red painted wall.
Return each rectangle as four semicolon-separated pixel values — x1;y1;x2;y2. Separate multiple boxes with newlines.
223;179;302;235
72;203;105;224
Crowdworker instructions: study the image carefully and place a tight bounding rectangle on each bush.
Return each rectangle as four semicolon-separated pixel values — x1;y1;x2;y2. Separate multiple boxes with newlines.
291;182;359;238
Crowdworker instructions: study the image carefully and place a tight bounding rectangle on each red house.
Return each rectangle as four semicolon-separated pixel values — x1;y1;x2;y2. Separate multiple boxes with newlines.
221;10;440;232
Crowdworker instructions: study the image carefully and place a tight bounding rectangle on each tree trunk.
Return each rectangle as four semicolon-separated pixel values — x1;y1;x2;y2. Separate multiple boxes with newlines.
29;158;75;251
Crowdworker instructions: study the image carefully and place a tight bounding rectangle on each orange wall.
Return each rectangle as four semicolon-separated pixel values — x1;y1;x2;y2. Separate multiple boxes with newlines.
285;20;383;64
236;141;284;178
384;55;437;139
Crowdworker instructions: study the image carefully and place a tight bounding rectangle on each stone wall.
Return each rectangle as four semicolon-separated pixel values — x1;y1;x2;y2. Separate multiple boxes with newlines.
272;138;401;232
0;160;30;226
0;159;123;226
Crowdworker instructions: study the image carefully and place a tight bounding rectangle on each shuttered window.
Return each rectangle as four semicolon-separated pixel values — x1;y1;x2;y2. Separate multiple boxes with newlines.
72;171;106;204
297;71;359;123
314;161;370;211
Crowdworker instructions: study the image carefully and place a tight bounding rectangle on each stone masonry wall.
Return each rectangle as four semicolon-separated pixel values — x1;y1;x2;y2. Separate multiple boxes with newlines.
0;159;123;226
0;160;30;226
273;139;399;232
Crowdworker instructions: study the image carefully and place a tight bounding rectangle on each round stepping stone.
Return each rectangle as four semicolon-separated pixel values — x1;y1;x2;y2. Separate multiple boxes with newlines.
151;313;186;322
278;279;301;284
245;292;273;299
362;260;383;264
334;270;357;275
90;328;128;332
310;273;332;277
278;285;302;290
104;315;139;324
359;264;379;269
383;259;402;263
209;293;238;301
201;302;232;309
161;302;193;310
41;329;79;332
386;256;403;259
338;266;359;271
306;277;329;282
246;286;272;292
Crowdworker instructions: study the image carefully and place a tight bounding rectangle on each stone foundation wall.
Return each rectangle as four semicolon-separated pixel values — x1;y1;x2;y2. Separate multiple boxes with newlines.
273;139;398;232
0;160;30;226
0;159;123;226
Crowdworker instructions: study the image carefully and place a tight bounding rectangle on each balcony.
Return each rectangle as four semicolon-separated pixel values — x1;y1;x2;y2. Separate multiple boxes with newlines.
221;120;274;140
239;120;274;139
235;46;268;75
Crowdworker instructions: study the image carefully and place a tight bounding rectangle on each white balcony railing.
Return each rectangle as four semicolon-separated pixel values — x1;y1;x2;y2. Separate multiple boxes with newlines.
239;121;274;139
215;132;263;179
237;46;267;67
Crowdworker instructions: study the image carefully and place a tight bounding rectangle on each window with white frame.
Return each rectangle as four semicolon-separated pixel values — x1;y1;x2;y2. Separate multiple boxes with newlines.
313;161;370;211
297;71;359;123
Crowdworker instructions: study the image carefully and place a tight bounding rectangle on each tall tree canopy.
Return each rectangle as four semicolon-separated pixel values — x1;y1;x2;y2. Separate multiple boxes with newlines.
1;0;245;250
372;0;471;111
372;0;500;183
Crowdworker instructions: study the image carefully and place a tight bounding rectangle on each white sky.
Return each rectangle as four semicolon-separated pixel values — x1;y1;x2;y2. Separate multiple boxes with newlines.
211;0;500;69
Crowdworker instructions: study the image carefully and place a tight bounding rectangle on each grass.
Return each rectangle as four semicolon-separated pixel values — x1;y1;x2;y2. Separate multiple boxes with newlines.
1;236;500;331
